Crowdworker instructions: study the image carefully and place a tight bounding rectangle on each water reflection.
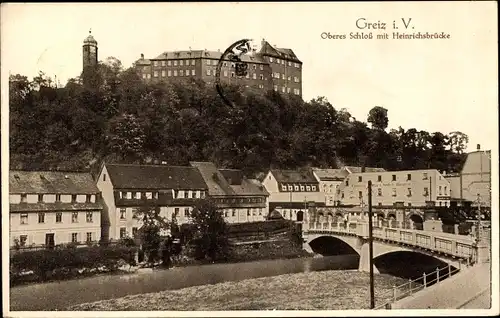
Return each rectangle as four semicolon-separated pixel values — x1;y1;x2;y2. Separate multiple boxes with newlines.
11;254;359;311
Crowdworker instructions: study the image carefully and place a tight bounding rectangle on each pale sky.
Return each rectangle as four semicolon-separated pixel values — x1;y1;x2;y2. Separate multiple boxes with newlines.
1;2;498;152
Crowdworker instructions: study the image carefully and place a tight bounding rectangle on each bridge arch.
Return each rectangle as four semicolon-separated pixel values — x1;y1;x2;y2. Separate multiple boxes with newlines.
373;250;459;280
305;234;361;256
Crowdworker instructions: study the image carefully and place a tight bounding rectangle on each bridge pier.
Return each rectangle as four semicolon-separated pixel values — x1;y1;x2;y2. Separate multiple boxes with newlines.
358;240;380;273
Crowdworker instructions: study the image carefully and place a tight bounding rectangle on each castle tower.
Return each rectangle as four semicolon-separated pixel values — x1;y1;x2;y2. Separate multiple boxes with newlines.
82;30;98;88
83;30;98;70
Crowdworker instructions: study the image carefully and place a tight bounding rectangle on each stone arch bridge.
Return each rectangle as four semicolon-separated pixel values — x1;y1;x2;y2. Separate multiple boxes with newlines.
303;221;484;273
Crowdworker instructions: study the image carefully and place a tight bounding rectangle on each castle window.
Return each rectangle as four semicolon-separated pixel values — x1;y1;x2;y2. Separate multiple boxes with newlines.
206;60;211;65
287;87;291;93
224;71;228;77
180;60;183;66
392;175;397;181
270;57;274;62
174;60;178;66
191;60;196;66
358;176;362;182
282;86;285;93
206;69;211;76
167;61;172;66
179;70;184;76
274;85;278;91
153;71;159;77
253;73;257;79
174;70;178;76
192;69;196;76
407;174;412;181
186;70;190;76
259;84;264;89
260;65;264;70
153;61;158;67
161;61;166;66
168;70;172;76
287;76;291;81
378;175;382;182
161;70;166;77
378;188;382;196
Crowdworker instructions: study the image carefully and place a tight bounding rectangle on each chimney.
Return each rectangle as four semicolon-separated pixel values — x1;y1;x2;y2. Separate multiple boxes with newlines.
477;144;481;150
140;53;144;59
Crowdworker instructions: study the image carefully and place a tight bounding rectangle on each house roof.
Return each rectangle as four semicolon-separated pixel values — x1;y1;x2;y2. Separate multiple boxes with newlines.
259;40;301;62
190;162;235;196
312;168;348;181
9;171;99;194
105;164;208;190
219;169;269;196
343;166;387;173
270;169;318;183
135;58;151;66
149;50;267;64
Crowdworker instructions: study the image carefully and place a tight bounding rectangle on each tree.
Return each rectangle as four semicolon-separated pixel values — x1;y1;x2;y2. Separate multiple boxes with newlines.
106;113;146;162
187;199;230;262
133;202;170;265
448;131;469;154
367;106;389;130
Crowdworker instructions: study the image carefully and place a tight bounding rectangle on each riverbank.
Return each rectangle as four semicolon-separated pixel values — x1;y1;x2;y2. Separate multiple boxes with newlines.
67;270;411;311
10;239;312;287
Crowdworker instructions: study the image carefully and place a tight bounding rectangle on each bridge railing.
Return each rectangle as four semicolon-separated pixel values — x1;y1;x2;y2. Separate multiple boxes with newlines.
306;222;476;260
374;264;461;309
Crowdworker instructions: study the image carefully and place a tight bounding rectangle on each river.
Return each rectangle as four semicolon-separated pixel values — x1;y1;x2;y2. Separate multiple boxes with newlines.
10;254;360;311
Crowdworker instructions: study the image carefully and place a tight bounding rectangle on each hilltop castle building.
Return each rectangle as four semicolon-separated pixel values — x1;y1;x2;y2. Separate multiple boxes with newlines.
134;39;303;97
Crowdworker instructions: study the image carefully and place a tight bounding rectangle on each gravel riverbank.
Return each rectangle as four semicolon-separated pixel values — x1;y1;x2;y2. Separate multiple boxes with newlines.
68;270;411;311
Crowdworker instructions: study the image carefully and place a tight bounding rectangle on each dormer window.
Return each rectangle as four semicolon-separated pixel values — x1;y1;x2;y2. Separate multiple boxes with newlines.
56;194;61;202
72;194;77;202
38;194;44;203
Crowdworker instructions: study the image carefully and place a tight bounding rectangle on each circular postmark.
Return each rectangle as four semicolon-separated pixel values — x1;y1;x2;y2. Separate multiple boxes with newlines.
215;39;253;107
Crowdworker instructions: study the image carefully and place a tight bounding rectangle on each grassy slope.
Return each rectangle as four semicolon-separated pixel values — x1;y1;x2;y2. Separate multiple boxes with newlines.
68;270;410;311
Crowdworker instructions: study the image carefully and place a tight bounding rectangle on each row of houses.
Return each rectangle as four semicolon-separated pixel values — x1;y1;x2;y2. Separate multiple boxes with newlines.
9;148;490;248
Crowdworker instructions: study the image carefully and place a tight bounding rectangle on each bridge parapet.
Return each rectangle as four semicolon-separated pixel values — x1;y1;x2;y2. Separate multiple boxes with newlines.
304;221;477;262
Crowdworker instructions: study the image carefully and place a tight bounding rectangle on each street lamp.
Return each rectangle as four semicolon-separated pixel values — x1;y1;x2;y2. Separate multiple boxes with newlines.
367;180;375;309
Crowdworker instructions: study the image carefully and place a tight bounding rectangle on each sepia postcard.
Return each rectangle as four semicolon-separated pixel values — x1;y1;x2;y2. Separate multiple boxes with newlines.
1;2;498;317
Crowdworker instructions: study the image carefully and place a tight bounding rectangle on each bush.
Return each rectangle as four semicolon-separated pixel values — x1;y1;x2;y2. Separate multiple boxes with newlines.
10;244;137;285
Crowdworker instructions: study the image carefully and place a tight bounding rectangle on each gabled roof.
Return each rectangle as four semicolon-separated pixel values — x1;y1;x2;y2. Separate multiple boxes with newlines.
105;164;208;190
219;169;269;196
9;171;99;194
259;40;301;62
190;162;235;196
150;50;267;64
312;168;348;181
270;169;318;183
135;58;151;66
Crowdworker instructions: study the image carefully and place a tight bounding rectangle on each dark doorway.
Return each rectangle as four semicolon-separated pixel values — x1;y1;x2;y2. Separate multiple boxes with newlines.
45;233;55;249
297;210;304;222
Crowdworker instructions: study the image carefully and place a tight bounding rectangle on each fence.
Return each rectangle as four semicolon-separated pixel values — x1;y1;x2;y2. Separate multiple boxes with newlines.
374;264;461;309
